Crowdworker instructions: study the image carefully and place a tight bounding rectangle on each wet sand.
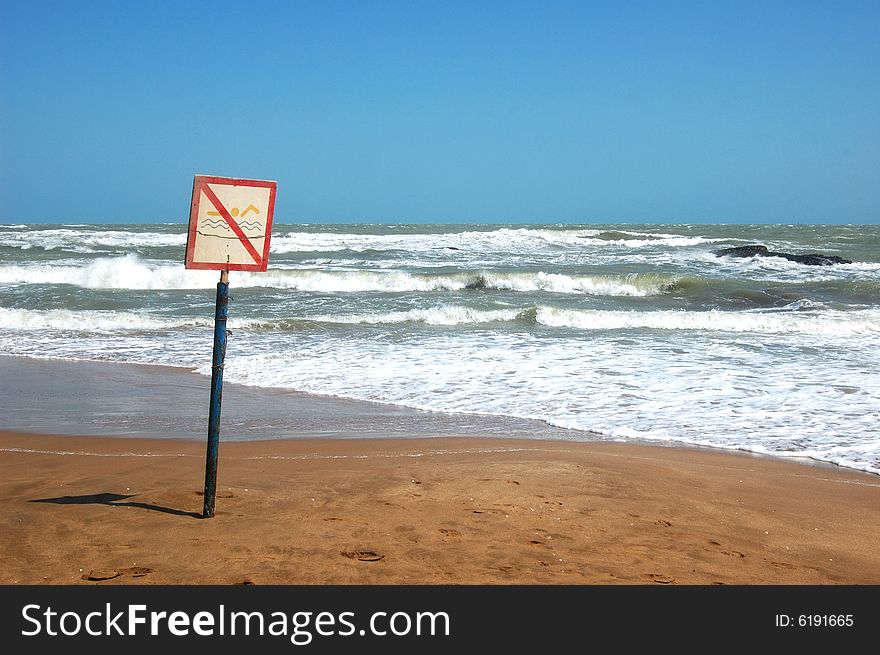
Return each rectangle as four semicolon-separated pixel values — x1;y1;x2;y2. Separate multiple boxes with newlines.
2;430;878;585
0;355;585;441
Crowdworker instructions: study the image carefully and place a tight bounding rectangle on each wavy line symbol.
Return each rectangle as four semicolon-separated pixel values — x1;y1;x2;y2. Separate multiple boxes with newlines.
199;218;263;232
199;218;264;235
200;218;231;230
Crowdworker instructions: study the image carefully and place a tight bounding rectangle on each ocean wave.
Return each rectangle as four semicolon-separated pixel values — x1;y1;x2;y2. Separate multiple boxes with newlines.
577;235;722;248
269;228;585;254
0;304;507;333
840;261;880;272
0;307;212;332
0;225;621;255
0;256;219;289
457;271;672;295
268;227;717;254
534;306;880;336
0;228;186;252
300;305;525;326
238;304;880;335
0;256;675;295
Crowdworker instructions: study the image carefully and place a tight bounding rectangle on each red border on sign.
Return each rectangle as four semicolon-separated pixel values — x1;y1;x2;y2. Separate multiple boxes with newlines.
184;175;277;272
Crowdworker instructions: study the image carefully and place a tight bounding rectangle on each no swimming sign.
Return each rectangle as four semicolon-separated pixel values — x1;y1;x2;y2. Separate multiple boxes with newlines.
185;175;277;271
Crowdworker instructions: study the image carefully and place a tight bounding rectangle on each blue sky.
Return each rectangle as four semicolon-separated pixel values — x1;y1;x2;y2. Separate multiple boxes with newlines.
1;0;878;224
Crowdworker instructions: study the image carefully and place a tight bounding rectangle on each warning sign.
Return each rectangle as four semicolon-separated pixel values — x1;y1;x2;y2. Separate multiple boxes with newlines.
185;175;277;271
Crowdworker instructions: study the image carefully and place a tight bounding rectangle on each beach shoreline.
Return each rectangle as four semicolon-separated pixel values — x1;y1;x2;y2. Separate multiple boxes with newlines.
0;354;594;442
0;353;868;476
3;429;878;585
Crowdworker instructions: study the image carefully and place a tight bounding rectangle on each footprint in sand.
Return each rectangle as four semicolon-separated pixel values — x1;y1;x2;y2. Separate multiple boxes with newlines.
341;550;385;562
82;566;152;581
706;540;745;558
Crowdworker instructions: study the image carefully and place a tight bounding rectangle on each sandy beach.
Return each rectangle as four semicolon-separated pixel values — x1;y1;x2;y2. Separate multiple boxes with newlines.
2;429;878;585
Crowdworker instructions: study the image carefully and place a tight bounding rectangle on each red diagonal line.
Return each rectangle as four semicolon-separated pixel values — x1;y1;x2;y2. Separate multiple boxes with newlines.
201;183;262;265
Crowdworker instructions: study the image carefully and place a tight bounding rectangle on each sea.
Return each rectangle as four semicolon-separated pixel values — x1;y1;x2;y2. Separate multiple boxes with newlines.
1;222;878;475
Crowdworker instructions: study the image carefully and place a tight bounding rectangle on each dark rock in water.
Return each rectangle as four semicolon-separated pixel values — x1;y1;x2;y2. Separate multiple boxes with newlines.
714;245;770;258
773;252;851;266
713;244;851;266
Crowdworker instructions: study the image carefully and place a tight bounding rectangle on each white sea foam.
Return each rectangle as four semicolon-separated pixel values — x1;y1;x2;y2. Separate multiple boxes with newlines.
283;304;880;336
474;271;669;295
841;261;880;271
254;270;671;295
0;256;673;295
306;305;523;326
269;228;594;254
215;329;880;475
575;235;719;248
4;302;877;338
0;256;218;289
534;306;880;336
267;227;714;254
0;307;212;331
0;228;186;252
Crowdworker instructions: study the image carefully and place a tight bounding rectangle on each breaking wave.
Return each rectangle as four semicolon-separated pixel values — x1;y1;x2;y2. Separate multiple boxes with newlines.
534;306;880;336
0;307;212;332
0;256;675;296
256;305;880;336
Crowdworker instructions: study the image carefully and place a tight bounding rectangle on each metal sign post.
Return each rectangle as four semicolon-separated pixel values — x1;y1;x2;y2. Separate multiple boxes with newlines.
184;175;277;518
203;268;229;518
